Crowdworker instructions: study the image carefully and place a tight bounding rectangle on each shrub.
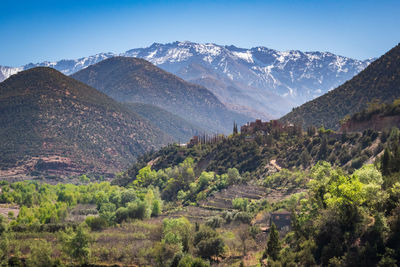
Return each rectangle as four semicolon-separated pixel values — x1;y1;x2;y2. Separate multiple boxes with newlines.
127;200;149;220
205;216;225;228
85;216;108;231
194;227;224;260
26;240;57;267
232;198;248;211
177;254;210;267
115;207;129;223
61;224;92;264
233;212;252;224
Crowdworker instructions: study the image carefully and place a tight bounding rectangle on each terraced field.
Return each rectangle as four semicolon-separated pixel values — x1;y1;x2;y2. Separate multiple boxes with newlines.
199;184;267;210
164;184;305;223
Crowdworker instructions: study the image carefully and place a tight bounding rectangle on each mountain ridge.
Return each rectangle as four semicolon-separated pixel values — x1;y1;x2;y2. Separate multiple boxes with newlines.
0;41;373;118
71;56;250;134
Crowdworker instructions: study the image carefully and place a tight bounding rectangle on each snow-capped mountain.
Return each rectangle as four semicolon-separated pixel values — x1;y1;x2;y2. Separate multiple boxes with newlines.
0;42;373;118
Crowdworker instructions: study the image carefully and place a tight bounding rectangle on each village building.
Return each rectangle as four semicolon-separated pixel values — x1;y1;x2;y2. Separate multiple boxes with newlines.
240;119;301;137
269;211;292;232
255;210;292;233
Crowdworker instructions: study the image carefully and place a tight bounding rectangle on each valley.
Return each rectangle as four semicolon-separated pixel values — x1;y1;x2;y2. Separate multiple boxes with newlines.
0;29;399;267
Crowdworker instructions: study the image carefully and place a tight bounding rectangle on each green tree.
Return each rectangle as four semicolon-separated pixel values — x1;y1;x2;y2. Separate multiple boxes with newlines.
163;217;193;253
265;223;281;261
61;224;92;264
227;168;241;185
318;136;328;160
381;148;392;176
194;226;224;260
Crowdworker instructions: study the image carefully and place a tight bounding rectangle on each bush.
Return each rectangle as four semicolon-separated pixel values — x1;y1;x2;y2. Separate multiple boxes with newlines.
194;227;224;260
26;240;58;267
178;254;210;267
233;212;252;224
115;207;129;223
351;155;368;169
85;216;108;231
127;200;149;220
232;198;248;211
152;199;162;217
61;224;92;264
205;216;225;228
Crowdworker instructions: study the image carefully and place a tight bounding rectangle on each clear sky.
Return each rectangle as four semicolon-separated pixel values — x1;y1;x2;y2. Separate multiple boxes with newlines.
1;0;399;66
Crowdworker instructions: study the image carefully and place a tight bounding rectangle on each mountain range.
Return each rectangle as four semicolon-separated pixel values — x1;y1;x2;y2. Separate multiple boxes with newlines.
0;41;373;119
281;43;400;130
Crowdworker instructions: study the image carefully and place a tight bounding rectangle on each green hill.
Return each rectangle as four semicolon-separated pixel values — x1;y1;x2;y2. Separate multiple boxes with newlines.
280;43;400;130
123;102;203;143
0;67;173;179
71;57;251;134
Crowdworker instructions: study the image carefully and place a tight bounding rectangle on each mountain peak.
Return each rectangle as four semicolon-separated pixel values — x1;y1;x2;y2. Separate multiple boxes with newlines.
0;41;373;118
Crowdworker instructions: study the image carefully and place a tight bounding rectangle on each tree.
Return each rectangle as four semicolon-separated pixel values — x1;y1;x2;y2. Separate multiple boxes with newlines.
61;224;92;264
227;168;241;185
265;223;281;261
163;217;192;253
381;148;392;176
194;226;224;260
233;121;238;135
318;136;328;160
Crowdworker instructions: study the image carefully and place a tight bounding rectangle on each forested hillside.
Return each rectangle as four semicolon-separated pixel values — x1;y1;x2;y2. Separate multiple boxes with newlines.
71;57;251;134
118;125;389;187
0;67;173;179
281;43;400;130
1;124;400;266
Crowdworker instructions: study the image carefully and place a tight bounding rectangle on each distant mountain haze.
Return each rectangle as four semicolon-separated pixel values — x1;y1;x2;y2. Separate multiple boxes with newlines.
0;41;372;119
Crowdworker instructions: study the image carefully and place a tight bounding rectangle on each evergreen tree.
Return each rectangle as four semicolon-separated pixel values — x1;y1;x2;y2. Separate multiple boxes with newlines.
381;148;392;176
318;136;328;160
233;121;238;135
265;223;281;261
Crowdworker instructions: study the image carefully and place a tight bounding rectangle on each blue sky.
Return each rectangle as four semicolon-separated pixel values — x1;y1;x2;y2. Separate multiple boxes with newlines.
1;0;399;66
